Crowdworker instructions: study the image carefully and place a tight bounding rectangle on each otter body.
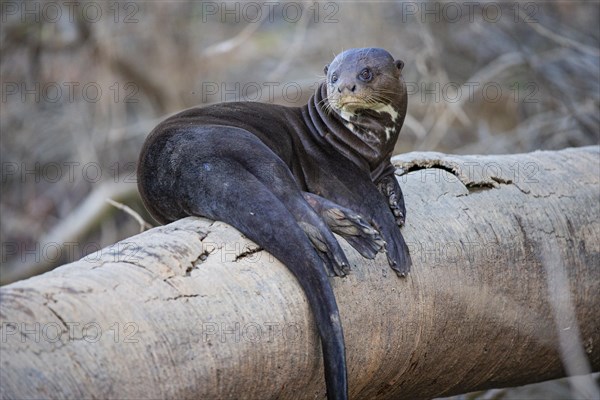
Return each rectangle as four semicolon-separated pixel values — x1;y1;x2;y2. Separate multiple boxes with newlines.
138;48;411;400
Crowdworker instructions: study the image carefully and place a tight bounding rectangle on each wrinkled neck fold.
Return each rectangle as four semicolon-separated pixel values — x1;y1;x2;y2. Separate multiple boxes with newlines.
305;83;401;173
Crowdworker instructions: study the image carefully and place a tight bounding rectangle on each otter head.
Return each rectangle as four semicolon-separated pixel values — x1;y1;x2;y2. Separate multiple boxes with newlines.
324;48;406;124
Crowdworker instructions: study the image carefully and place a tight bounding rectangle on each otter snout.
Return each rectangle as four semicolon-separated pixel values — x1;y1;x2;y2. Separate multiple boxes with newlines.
336;81;357;94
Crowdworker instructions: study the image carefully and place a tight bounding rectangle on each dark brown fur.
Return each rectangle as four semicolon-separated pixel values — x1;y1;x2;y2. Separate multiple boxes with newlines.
137;48;411;399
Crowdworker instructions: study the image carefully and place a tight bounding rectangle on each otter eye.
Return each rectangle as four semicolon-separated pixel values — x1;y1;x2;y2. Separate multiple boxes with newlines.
331;73;338;84
358;68;372;82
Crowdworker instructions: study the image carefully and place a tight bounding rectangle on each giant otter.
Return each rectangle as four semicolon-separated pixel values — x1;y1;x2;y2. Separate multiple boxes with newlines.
138;47;411;400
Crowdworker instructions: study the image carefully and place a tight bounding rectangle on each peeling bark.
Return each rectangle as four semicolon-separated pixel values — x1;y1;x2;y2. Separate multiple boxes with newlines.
1;147;599;399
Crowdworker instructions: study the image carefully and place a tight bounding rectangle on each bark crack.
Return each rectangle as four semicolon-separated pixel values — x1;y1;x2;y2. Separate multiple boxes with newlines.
46;305;69;332
187;249;214;276
235;246;264;262
187;220;218;276
164;294;205;301
397;160;527;195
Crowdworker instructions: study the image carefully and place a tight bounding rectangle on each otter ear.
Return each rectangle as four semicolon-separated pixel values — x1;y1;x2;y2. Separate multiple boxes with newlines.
324;64;329;75
395;60;404;71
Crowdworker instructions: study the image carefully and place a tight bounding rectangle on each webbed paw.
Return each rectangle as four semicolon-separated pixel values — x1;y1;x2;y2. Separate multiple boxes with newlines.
382;225;412;277
303;192;385;260
298;221;350;277
376;175;406;228
322;207;385;259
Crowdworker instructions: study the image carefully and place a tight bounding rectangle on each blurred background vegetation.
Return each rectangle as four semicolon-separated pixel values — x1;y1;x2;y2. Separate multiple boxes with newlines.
1;0;599;397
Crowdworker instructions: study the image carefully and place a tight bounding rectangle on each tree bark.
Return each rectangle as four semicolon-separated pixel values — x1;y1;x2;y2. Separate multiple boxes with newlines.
1;146;599;400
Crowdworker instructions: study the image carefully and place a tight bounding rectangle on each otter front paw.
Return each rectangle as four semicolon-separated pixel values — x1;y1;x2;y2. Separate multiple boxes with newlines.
381;224;412;277
303;192;385;260
298;221;350;277
387;190;405;227
376;175;406;227
322;207;385;259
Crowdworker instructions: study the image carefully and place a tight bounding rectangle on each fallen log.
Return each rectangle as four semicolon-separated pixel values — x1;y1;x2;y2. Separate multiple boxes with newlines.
1;147;599;399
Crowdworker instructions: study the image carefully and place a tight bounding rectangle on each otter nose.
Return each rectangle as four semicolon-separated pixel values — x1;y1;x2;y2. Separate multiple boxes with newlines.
337;83;356;93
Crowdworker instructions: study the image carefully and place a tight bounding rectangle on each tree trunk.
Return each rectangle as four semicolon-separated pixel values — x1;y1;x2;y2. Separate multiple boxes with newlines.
1;146;599;399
